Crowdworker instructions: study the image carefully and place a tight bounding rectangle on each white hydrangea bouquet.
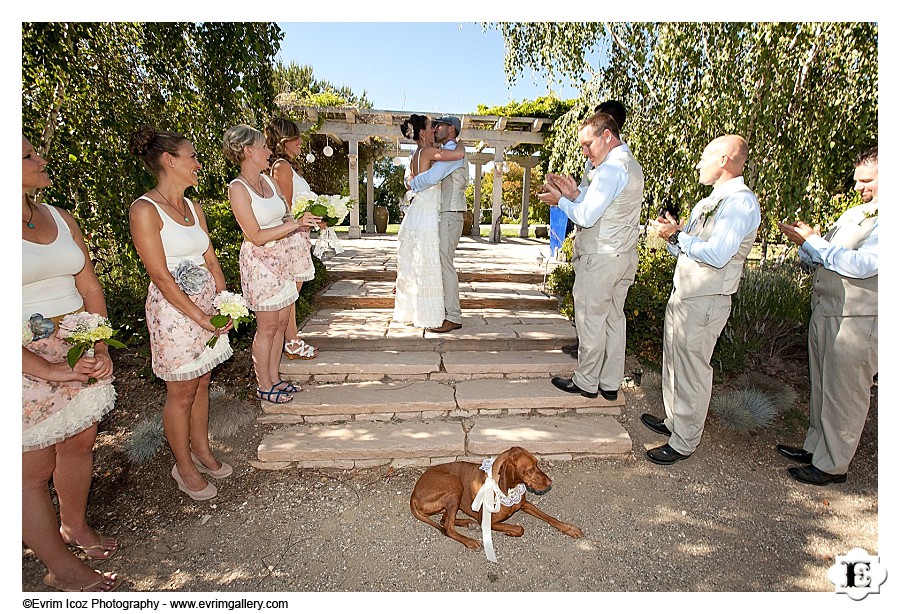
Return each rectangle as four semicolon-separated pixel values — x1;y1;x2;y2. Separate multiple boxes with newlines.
208;291;253;348
291;192;354;261
56;312;126;383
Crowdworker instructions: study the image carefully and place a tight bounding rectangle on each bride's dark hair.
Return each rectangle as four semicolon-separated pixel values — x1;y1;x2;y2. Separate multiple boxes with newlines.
400;114;428;141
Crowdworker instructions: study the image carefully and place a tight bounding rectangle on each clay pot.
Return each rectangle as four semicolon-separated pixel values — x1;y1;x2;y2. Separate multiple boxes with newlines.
374;205;389;233
462;210;474;237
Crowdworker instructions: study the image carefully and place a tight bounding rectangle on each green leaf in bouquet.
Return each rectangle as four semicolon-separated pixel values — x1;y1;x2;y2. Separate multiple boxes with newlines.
67;344;86;369
106;338;127;349
310;204;328;217
210;314;230;328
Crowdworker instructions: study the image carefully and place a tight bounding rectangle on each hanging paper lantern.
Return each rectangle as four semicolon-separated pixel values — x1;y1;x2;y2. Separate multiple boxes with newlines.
323;145;334;157
306;153;316;163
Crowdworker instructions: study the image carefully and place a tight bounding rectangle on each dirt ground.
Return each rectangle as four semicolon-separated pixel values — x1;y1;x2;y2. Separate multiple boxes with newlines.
21;347;879;599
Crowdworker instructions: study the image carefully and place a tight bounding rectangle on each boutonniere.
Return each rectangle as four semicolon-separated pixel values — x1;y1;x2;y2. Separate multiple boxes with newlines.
863;208;877;220
587;168;597;183
697;195;724;224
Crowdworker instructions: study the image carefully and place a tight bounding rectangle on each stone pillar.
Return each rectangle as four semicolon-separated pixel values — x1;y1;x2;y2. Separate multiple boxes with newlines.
519;165;532;238
489;148;504;243
472;162;483;237
348;140;361;239
365;158;375;233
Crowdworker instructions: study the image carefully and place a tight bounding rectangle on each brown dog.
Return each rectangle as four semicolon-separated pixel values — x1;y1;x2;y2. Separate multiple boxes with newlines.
409;446;583;550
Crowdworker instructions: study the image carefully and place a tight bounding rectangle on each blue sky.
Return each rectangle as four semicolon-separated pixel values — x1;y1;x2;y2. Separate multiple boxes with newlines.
276;22;588;114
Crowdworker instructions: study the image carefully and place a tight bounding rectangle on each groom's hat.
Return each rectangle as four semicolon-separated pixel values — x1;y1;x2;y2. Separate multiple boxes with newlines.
433;115;461;134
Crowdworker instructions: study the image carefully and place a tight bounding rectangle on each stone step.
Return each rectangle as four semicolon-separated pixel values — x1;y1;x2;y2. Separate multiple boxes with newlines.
279;349;580;382
257;378;623;424
315;279;558;310
297;309;576;352
328;269;547;284
256;414;631;468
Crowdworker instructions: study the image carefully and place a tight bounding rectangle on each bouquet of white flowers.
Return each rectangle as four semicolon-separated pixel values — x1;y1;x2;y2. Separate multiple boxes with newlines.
292;192;354;227
208;291;253;348
56;312;126;383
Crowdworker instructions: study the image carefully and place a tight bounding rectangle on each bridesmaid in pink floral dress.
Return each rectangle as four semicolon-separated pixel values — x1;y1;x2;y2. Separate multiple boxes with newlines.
129;126;234;502
22;136;122;591
223;124;321;404
265;116;321;360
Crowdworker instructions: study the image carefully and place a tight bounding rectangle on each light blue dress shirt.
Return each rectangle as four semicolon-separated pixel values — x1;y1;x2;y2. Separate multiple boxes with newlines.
667;176;761;268
558;144;629;228
408;140;465;192
799;203;878;278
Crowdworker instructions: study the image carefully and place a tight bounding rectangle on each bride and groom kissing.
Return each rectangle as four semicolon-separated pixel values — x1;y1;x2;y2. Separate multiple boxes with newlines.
393;114;469;333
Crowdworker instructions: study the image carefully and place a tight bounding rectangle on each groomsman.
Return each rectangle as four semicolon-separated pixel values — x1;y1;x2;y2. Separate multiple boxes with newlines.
775;146;878;485
538;112;643;400
643;135;760;465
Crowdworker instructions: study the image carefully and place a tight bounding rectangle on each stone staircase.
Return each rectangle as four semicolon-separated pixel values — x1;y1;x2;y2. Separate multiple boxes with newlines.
254;237;633;469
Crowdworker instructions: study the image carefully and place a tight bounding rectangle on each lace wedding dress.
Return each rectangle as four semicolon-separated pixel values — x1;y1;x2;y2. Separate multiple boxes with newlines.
393;160;444;328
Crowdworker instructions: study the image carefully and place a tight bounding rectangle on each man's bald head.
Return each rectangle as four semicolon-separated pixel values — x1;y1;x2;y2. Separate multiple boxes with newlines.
696;135;749;187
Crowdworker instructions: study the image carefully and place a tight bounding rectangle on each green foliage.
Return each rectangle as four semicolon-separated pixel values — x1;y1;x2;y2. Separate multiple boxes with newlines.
624;236;676;357
714;257;812;372
490;22;878;254
710;388;777;433
465;162;548;224
546;262;575;319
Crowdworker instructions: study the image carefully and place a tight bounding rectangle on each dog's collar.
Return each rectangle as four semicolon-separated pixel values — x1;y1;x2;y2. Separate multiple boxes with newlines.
479;457;527;507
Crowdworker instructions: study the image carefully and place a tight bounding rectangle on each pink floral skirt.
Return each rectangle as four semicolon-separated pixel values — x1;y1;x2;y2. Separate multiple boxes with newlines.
239;239;300;312
146;269;233;382
284;229;316;282
22;334;116;452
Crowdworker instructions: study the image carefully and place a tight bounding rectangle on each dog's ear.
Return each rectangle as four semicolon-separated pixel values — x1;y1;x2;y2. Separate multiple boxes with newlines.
495;448;521;491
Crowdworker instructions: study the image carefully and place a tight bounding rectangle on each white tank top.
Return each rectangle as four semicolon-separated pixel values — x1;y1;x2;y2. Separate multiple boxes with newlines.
274;159;312;200
139;195;209;271
231;174;287;230
22;204;86;321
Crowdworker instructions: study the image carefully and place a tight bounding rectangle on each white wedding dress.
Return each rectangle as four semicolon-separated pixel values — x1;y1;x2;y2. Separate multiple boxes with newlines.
393;151;444;328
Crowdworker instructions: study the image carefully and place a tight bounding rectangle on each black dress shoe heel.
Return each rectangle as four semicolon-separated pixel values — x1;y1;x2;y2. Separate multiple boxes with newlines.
646;443;690;465
599;389;618;401
551;376;598;399
776;444;813;464
788;465;847;485
640;413;672;436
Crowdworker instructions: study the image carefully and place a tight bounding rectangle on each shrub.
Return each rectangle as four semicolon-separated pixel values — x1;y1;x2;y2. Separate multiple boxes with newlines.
710;388;778;432
713;256;812;373
625;235;676;357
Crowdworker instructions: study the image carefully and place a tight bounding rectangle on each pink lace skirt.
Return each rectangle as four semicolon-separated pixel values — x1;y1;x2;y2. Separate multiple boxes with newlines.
284;229;316;282
22;334;116;452
146;269;233;382
239;239;300;311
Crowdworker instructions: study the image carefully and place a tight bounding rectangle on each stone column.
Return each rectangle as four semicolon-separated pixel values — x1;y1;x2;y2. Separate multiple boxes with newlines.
519;165;532;238
365;158;375;233
472;162;483;237
348;140;361;239
489;147;504;243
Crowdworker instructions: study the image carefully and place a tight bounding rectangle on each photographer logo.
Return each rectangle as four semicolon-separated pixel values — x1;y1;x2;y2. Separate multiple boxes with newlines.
827;548;887;600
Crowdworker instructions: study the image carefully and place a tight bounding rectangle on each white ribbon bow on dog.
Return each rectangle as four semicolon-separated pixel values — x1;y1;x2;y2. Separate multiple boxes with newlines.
471;457;526;563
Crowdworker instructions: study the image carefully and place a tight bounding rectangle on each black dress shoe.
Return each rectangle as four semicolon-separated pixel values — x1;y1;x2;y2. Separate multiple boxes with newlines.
551;376;597;398
640;413;672;436
560;342;579;354
599;389;618;401
788;464;847;485
646;443;690;465
776;444;813;464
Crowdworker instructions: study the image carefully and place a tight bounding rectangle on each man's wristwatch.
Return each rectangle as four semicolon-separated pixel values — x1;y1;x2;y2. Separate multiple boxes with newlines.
668;230;682;246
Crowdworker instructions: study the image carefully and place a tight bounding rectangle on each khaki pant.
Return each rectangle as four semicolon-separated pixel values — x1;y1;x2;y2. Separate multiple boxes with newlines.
571;251;636;394
804;310;878;474
438;211;464;324
661;292;731;455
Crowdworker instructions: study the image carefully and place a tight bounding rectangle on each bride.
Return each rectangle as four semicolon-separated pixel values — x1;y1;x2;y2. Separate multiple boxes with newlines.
393;114;465;329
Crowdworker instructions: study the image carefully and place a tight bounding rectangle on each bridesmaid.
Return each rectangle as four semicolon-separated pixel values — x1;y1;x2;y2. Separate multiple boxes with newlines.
223;124;320;404
22;135;122;591
129;125;234;502
265;116;320;360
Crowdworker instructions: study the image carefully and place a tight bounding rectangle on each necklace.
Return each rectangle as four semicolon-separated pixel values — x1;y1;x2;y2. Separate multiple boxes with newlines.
23;202;36;229
154;189;190;223
240;173;266;197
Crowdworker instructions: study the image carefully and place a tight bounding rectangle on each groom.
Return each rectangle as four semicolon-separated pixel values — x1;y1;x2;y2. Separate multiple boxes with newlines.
409;115;469;333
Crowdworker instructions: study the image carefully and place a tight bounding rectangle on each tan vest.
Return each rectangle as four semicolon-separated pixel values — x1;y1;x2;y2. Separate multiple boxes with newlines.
440;145;469;213
572;147;643;256
673;189;758;298
811;216;878;316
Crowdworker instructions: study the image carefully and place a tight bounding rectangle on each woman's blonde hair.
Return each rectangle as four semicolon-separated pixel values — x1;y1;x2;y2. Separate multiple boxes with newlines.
223;124;265;166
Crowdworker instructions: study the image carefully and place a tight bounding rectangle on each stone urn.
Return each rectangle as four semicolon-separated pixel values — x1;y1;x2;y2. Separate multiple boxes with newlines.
462;210;474;237
534;225;549;239
374;205;389;233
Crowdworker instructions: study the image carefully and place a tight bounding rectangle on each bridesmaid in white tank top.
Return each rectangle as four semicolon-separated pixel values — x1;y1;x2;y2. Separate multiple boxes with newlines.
22;136;122;591
223;124;320;406
265;116;322;360
129;126;234;503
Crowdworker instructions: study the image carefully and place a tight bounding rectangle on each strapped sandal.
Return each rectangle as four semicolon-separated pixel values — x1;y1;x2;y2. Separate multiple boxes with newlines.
256;387;293;404
274;380;301;393
283;338;317;360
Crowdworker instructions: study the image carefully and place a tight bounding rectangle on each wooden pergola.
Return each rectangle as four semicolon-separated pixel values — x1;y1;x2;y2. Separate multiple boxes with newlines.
275;104;551;242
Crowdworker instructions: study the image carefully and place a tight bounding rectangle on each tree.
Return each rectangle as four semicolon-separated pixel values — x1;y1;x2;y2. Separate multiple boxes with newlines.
487;22;878;256
22;22;283;339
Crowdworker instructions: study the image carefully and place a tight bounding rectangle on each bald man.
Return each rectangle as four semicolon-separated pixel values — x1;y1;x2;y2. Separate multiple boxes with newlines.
641;135;761;464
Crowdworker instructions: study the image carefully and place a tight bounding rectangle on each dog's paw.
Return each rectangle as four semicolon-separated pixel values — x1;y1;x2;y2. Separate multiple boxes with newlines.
464;539;482;550
562;524;584;539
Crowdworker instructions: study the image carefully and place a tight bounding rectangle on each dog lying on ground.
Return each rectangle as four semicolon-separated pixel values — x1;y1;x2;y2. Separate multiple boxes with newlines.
409;446;583;550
